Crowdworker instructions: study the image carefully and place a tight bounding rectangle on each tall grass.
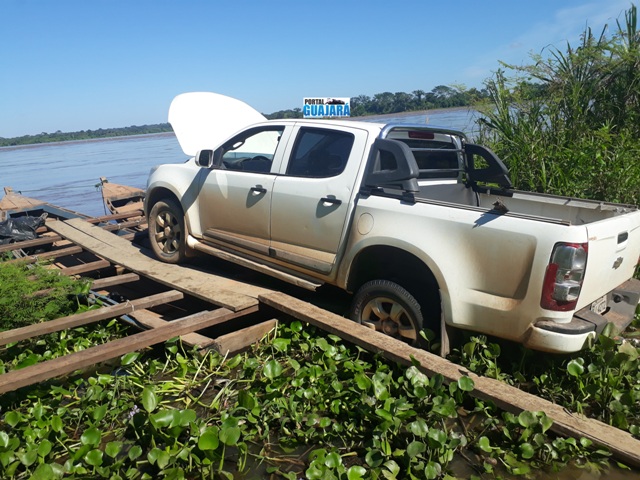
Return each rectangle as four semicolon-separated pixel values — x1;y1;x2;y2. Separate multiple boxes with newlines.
476;5;640;205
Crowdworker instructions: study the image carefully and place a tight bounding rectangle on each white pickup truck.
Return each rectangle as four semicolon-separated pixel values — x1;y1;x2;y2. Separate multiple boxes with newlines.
145;92;640;353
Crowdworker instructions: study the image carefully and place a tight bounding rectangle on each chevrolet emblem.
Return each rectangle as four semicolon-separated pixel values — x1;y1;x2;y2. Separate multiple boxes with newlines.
613;257;623;269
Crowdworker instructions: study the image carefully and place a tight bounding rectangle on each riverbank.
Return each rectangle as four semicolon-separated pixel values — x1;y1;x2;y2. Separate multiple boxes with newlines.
352;105;476;122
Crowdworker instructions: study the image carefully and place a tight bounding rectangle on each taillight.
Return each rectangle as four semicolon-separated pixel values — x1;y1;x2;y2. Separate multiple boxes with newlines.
540;242;588;311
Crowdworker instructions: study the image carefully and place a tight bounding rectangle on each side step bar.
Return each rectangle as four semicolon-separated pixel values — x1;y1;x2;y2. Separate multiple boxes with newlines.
188;237;323;291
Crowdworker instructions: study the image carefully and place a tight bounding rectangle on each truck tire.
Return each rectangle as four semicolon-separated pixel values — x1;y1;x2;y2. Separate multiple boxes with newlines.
148;198;187;264
350;280;426;347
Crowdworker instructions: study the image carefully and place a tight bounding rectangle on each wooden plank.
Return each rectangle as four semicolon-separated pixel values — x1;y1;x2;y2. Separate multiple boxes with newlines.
100;218;146;232
48;219;270;311
259;291;640;469
87;210;144;224
91;273;140;289
211;319;277;356
0;235;62;253
6;245;83;264
129;308;216;349
0;305;258;394
0;290;184;346
60;260;111;276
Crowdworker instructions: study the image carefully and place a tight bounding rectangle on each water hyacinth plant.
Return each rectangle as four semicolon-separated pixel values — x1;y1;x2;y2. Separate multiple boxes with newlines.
0;309;626;479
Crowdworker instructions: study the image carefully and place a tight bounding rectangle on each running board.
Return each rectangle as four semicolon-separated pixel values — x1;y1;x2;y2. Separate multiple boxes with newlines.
189;238;323;291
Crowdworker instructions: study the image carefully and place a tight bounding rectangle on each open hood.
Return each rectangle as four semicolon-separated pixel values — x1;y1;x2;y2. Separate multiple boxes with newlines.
168;92;266;156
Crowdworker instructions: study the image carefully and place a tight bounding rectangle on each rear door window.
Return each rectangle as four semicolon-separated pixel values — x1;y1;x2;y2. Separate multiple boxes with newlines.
286;128;354;178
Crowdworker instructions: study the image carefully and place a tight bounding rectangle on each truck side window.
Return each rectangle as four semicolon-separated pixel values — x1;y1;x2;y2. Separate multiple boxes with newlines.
220;127;283;173
287;128;354;178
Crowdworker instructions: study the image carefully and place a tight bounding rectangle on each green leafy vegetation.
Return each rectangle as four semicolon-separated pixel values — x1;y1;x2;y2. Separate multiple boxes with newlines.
454;320;640;441
0;259;633;478
0;311;622;477
477;5;640;205
0;260;91;331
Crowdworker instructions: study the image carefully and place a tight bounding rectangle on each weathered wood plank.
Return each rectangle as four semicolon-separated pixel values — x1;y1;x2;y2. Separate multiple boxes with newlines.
0;290;184;346
87;210;144;224
129;308;216;349
48;219;270;311
259;291;640;469
101;218;146;232
0;235;63;253
6;245;83;264
211;319;277;356
91;273;140;289
0;305;258;394
60;260;111;276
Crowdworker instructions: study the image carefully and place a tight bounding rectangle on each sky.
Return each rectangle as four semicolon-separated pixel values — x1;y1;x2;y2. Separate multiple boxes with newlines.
0;0;634;138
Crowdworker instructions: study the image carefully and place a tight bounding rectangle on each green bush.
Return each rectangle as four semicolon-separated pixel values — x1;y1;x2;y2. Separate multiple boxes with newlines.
477;5;640;205
0;260;89;330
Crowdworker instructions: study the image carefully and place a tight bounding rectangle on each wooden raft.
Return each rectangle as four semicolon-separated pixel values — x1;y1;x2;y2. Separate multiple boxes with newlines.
260;292;640;469
48;218;272;312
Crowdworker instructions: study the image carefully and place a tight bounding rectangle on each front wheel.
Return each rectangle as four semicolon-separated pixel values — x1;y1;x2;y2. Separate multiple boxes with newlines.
350;280;426;347
148;198;187;264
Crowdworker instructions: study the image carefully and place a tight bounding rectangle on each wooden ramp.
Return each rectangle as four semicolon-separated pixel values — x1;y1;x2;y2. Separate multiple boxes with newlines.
260;292;640;469
48;218;272;312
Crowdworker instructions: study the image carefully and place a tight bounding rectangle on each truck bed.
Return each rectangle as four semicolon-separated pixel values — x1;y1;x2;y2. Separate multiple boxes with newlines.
417;183;637;225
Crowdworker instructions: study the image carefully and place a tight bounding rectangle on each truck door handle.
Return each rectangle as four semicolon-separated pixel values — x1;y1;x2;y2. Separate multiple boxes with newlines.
321;196;342;206
250;186;267;195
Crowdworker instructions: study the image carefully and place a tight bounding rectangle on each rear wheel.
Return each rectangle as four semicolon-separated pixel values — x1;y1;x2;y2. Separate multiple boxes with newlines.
148;198;187;264
350;280;426;347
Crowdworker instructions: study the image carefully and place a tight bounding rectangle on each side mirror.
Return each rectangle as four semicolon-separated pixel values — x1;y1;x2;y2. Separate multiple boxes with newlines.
195;149;214;168
195;147;223;169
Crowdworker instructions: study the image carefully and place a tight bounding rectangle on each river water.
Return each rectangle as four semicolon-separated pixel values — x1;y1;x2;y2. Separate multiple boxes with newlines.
0;108;478;217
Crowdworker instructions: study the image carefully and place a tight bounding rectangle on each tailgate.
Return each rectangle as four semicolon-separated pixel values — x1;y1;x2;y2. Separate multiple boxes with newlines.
580;211;640;309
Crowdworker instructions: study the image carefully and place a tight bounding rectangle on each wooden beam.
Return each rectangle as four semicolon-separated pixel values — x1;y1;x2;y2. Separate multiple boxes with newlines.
211;319;277;356
6;245;83;264
0;305;258;394
0;290;184;346
60;260;111;276
100;218;146;231
87;210;144;224
259;291;640;469
128;308;216;349
91;273;140;289
0;235;62;253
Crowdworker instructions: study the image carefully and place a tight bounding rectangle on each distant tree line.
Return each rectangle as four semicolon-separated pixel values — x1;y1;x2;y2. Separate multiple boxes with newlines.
1;85;487;146
0;123;173;147
266;85;487;119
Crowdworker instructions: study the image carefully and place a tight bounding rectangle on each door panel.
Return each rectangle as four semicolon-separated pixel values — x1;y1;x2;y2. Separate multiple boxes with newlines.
198;125;290;254
270;125;368;273
200;170;275;254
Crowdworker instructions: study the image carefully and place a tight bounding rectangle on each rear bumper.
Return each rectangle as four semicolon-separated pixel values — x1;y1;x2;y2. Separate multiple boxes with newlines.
525;278;640;353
